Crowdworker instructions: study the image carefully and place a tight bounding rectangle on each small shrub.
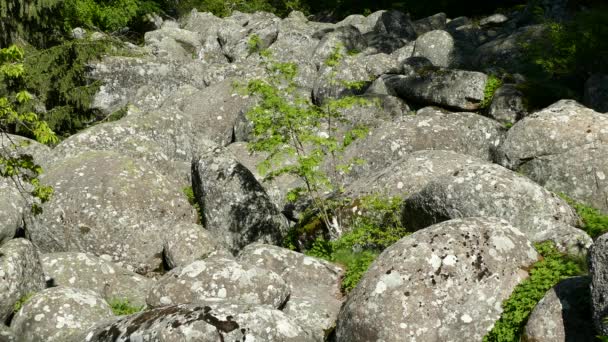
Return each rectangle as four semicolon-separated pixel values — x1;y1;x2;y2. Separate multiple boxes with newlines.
480;75;503;109
108;298;144;316
13;292;34;313
247;34;263;55
483;241;585;342
560;194;608;239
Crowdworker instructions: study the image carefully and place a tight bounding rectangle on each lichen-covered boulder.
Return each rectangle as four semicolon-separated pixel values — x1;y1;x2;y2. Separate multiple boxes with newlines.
584;74;608;113
162;222;225;269
192;148;288;253
488;84;528;125
312;25;366;67
41;252;154;307
10;287;114;342
523;276;594;342
144;26;204;62
402;162;585;248
0;181;25;245
341;107;504;180
146;256;289;308
31;151;196;274
0;325;16;341
88;56;207;114
412;12;447;36
0;239;46;323
345;150;488;199
521;144;608;214
384;61;488;111
413;30;460;67
84;303;312;341
590;234;608;335
497;100;608;169
238;244;343;340
336;217;539;342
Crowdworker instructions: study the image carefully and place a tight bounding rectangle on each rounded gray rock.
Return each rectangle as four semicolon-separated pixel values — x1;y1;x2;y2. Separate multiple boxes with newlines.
162;222;225;269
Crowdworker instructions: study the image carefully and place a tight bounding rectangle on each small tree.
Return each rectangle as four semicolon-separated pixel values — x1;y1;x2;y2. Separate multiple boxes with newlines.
1;45;57;213
243;46;369;238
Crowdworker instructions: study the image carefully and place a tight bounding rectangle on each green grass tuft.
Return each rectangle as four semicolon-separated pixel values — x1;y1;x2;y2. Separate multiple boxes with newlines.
108;298;144;316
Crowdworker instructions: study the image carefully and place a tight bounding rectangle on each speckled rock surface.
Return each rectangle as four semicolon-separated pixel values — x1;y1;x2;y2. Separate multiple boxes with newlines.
497;100;608;170
0;181;25;245
412;12;446;36
521;144;608;214
402;162;583;246
0;133;52;169
0;325;16;341
342;108;504;180
31;151;196;274
0;239;45;324
41;252;154;307
10;287;114;342
336;217;539;342
238;244;343;340
413;30;459;67
312;25;366;68
488;84;528;125
88;56;207;114
85;303;313;341
146;256;290;308
384;63;488;111
192;148;288;253
523;276;595;342
144;26;204;62
162;222;225;269
345;150;488;199
590;234;608;335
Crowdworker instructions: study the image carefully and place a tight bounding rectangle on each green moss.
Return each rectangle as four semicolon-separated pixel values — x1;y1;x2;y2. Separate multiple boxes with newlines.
483;241;585;342
559;194;608;239
183;186;203;223
480;75;503;109
13;292;34;313
108;298;144;316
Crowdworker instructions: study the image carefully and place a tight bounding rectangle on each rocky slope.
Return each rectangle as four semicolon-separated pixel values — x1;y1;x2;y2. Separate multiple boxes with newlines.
1;7;608;342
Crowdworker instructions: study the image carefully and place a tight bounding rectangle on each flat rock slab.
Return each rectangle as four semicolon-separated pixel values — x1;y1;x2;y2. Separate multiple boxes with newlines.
336;217;539;342
84;303;313;341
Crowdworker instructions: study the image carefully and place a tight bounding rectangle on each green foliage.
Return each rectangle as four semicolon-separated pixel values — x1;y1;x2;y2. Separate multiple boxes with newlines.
480;75;503;109
173;0;306;18
305;195;408;293
183;186;203;223
13;292;34;313
108;298;144;316
1;45;56;213
559;194;608;239
247;34;263;55
242;47;369;234
61;0;161;32
0;0;64;47
483;241;585;342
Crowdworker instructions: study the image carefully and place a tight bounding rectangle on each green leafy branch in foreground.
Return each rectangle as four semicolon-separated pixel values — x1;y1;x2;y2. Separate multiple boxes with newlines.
483;241;585;342
1;45;57;214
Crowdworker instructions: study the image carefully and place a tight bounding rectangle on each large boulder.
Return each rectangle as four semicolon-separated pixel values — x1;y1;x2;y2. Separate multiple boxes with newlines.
584;74;608;113
383;61;488;111
523;276;595;342
146;256;290;309
10;287;114;342
144;25;204;62
402;162;588;252
590;234;608;335
488;84;529;125
0;239;46;324
412;12;447;36
41;252;154;308
341;107;505;180
312;25;366;67
84;304;312;341
162;222;225;269
89;56;207;115
0;181;25;245
31;151;196;274
336;217;539;342
192;148;288;254
497;100;608;170
238;244;344;340
413;30;460;68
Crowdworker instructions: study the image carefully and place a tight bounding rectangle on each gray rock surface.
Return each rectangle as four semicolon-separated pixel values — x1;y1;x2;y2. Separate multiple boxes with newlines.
590;234;608;335
84;303;312;341
412;12;447;36
0;325;16;341
41;252;154;307
162;222;225;269
0;181;25;245
0;239;46;324
31;151;196;274
413;30;459;67
488;84;528;124
402;162;583;247
10;287;114;342
336;217;539;342
146;256;290;308
584;74;608;113
523;276;594;342
144;26;203;62
192;148;288;253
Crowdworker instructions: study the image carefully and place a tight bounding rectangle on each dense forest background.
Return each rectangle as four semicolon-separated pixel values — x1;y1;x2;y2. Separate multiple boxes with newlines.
0;0;607;138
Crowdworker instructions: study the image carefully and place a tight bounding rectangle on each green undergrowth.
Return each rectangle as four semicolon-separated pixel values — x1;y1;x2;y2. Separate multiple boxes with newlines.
483;241;586;342
560;194;608;239
108;298;144;316
298;195;408;293
183;186;203;223
480;75;503;109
